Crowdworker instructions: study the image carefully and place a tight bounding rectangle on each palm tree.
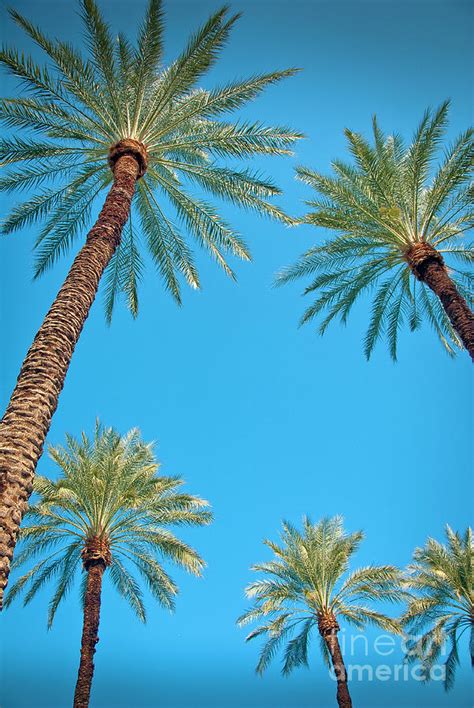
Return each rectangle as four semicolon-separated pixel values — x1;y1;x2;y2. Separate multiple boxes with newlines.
237;516;404;708
402;525;474;691
0;0;300;602
4;423;212;708
276;102;474;360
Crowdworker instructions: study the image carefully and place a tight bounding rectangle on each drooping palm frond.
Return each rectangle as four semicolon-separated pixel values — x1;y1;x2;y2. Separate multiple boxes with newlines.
3;422;212;626
237;516;404;675
276;103;474;359
0;0;302;319
402;526;474;691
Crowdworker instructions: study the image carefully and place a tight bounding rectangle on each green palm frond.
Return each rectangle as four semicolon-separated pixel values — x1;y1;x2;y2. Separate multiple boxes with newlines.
239;516;403;675
4;422;211;625
282;618;314;675
276;103;473;358
402;525;473;691
337;605;403;635
109;556;146;622
104;214;144;322
1;0;301;318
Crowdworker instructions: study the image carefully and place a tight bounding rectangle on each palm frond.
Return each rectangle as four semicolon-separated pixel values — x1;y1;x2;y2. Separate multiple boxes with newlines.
240;516;402;675
403;526;473;691
5;423;210;626
1;0;298;319
280;104;473;358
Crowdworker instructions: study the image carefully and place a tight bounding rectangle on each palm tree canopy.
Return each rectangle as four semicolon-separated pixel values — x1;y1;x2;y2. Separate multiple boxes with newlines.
276;102;474;359
238;516;404;675
402;525;474;691
0;0;301;318
3;423;212;626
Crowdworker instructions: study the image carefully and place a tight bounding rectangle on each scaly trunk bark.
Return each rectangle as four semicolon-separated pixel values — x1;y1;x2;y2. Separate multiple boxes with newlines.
73;560;106;708
0;141;145;606
406;242;474;361
318;611;352;708
324;630;352;708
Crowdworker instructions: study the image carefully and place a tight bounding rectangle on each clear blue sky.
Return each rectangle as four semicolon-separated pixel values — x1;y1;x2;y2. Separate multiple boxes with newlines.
0;1;473;707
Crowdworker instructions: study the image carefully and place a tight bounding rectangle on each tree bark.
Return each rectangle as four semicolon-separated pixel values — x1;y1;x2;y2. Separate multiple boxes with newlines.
0;149;141;606
406;242;474;361
324;630;352;708
73;560;105;708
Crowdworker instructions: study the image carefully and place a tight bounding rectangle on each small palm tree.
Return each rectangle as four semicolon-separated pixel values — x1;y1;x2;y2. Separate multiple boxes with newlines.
0;0;300;602
402;525;474;691
238;516;404;708
276;102;474;360
4;423;212;708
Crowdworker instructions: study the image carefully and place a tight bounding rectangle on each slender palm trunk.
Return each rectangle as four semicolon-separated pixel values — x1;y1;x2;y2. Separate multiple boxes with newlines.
406;242;474;360
318;612;352;708
73;560;106;708
324;630;352;708
0;141;145;605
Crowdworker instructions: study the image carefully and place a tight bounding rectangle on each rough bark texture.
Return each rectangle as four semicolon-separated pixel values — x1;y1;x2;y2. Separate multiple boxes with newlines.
73;558;106;708
0;141;145;606
319;612;352;708
406;242;474;361
81;536;112;567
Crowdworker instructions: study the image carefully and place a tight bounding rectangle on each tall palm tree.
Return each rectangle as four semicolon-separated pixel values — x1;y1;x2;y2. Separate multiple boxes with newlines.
276;102;474;360
402;525;474;691
0;0;300;602
238;516;403;708
4;423;212;708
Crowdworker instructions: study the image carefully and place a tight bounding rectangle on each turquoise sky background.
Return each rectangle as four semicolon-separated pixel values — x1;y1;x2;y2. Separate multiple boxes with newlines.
0;1;473;707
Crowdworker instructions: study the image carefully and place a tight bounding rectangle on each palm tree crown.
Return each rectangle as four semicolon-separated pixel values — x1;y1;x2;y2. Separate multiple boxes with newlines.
402;525;474;691
0;0;300;318
276;102;473;359
4;423;212;625
238;516;403;676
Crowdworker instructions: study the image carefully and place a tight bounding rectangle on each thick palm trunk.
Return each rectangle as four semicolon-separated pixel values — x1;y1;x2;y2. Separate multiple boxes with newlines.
324;630;352;708
73;560;106;708
0;141;145;605
407;242;474;360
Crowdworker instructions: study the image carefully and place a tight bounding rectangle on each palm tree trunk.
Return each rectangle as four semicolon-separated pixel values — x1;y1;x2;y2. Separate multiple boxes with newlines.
0;144;143;606
324;630;352;708
406;242;474;360
73;560;106;708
